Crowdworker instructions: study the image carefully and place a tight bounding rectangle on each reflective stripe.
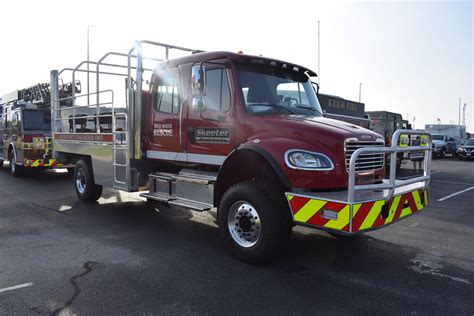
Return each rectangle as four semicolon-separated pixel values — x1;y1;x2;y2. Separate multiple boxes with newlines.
146;150;227;165
293;199;326;223
384;195;401;224
323;205;350;230
400;134;409;147
359;200;385;230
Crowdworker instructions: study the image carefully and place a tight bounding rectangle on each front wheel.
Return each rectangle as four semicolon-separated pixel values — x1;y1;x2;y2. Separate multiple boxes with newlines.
218;181;292;264
74;159;103;202
9;155;23;177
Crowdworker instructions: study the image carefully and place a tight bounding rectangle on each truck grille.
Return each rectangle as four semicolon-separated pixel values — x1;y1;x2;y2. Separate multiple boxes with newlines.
344;140;385;172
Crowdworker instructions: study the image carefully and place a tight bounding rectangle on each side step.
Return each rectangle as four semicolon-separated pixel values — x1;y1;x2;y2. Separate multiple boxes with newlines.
140;169;217;211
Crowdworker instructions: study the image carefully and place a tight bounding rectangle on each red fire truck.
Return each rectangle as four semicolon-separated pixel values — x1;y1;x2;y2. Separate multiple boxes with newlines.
5;41;433;263
0;82;79;176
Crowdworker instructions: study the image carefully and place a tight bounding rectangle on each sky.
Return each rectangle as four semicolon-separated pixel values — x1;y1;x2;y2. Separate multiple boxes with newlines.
0;0;472;131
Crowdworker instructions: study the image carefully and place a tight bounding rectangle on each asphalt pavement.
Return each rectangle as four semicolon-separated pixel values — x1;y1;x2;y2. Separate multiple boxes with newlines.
0;158;473;315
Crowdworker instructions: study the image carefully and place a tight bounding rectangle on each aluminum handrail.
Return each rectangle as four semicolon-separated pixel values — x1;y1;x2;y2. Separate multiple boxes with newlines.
347;129;432;204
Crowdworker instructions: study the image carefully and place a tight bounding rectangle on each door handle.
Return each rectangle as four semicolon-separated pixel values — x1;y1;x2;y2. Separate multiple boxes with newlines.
188;126;195;144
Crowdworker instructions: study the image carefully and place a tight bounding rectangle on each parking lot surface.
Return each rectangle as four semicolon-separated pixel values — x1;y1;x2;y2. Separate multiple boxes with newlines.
0;159;473;315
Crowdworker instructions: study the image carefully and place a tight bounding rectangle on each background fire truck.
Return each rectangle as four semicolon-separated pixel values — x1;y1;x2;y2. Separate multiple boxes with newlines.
0;83;78;176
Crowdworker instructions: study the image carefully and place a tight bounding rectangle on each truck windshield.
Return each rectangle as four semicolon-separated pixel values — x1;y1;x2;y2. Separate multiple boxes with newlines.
237;62;322;116
432;135;444;141
22;109;51;130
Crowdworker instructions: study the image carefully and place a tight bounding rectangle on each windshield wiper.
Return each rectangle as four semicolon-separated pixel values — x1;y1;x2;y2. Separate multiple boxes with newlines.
248;103;295;114
294;105;324;116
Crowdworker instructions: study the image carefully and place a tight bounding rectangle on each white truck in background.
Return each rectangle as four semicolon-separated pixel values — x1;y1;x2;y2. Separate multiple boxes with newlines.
424;124;467;158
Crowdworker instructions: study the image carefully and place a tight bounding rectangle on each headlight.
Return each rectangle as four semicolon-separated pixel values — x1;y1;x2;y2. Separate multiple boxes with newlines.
285;150;334;170
458;148;465;152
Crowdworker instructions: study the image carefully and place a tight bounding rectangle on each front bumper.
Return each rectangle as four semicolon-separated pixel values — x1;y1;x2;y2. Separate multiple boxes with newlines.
457;151;474;158
286;183;428;234
285;129;432;235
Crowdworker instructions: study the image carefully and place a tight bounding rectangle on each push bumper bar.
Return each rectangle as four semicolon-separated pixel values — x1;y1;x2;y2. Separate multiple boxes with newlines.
285;130;432;234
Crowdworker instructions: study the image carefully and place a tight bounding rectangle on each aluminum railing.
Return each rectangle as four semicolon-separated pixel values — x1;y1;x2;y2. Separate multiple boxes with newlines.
347;129;432;204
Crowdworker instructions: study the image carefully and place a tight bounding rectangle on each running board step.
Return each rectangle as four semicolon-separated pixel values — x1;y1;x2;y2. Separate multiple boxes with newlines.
168;198;212;211
140;193;212;211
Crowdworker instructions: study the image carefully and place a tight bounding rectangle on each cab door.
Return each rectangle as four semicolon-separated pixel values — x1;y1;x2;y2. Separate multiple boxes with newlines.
184;61;235;166
146;68;183;158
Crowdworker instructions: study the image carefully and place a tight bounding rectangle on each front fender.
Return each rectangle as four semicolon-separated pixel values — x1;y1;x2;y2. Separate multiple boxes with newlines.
239;138;348;190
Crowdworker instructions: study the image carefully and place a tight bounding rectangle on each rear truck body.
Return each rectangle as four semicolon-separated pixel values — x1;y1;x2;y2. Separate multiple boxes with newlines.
48;41;432;263
366;111;413;171
0;83;79;176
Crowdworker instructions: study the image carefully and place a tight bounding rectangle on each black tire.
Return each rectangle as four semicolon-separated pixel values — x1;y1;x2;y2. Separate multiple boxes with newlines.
0;159;3;168
218;181;292;264
440;149;446;159
9;154;23;177
74;159;103;202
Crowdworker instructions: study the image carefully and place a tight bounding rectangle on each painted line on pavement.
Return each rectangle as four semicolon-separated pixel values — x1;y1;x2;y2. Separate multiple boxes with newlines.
431;179;474;186
437;187;474;202
0;282;34;293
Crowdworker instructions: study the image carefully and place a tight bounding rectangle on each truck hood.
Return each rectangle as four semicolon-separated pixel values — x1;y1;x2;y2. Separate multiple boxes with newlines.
244;115;383;143
242;115;384;160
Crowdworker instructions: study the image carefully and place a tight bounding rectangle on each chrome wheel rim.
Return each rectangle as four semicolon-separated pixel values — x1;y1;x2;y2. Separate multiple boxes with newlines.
228;201;261;248
76;169;86;194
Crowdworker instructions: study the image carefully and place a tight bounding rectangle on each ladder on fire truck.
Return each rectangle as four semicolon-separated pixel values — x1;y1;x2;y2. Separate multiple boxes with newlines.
52;41;200;191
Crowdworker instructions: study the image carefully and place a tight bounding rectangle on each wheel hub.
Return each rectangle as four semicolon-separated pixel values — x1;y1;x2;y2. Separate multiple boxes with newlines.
228;201;262;248
76;169;86;194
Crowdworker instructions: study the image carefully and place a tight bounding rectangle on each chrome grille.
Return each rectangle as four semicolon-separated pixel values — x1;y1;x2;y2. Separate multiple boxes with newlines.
344;140;385;171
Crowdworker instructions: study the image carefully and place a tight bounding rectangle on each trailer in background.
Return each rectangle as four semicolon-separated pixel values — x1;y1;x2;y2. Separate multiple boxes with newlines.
318;93;371;129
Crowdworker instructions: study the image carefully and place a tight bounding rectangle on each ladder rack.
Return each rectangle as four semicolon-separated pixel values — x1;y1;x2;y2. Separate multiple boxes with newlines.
50;40;201;191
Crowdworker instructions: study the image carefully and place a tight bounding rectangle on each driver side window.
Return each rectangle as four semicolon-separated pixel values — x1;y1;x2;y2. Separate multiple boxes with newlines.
277;82;309;106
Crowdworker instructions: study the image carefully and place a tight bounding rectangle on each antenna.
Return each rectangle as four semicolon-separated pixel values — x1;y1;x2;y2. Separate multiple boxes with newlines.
317;20;320;87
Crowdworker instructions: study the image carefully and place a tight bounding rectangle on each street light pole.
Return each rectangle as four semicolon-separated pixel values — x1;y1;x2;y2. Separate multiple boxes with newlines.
359;83;362;103
458;98;461;126
463;103;467;126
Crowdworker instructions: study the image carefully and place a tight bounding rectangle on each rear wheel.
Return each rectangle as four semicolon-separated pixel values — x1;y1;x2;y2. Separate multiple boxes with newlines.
218;181;292;264
74;159;102;202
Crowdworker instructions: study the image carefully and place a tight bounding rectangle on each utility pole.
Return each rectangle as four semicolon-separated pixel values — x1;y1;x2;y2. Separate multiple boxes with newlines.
317;20;320;87
87;25;94;106
413;116;416;129
358;83;362;103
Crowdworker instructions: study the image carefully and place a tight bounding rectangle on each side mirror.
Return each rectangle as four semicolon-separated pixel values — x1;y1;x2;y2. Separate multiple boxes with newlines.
191;65;206;111
311;81;320;94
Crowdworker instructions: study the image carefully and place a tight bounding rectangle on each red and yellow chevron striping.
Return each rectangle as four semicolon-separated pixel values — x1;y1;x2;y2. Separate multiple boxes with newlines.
23;159;63;168
286;189;428;233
